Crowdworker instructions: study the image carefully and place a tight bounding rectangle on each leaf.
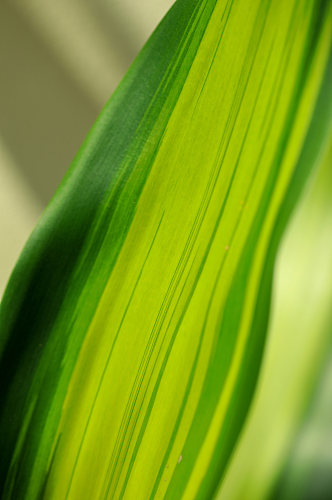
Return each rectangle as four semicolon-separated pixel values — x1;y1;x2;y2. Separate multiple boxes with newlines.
0;0;331;499
271;344;332;500
217;133;332;500
268;137;332;500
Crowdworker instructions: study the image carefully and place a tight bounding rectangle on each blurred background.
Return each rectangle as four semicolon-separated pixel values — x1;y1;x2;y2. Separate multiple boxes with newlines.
0;0;174;296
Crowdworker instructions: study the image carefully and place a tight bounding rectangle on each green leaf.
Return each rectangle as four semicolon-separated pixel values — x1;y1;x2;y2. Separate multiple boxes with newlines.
0;0;331;499
217;133;332;500
268;138;332;500
271;345;332;500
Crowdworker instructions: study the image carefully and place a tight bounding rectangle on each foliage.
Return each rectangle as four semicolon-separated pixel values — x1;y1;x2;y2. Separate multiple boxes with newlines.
0;0;331;498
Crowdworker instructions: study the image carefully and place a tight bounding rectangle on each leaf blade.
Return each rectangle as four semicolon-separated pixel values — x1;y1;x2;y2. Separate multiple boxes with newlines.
0;0;331;499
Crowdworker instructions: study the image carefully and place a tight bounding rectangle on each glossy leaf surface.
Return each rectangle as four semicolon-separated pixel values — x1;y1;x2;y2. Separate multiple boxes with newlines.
0;0;331;499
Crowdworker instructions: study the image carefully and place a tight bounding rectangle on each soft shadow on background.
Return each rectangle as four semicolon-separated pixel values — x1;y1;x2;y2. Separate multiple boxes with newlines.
0;0;174;295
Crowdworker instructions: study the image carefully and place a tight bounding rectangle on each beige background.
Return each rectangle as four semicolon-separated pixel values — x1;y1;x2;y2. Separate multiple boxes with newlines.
0;0;174;295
